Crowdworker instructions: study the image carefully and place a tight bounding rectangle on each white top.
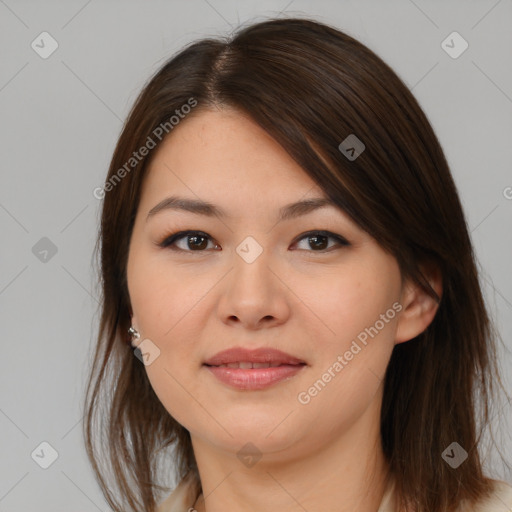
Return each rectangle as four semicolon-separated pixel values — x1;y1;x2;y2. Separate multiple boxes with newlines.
156;471;512;512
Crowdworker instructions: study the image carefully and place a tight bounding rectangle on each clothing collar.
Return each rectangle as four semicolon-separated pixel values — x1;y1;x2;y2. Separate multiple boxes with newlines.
157;471;397;512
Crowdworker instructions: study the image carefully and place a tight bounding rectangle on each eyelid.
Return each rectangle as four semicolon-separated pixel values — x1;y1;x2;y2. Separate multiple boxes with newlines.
156;230;216;251
157;229;350;252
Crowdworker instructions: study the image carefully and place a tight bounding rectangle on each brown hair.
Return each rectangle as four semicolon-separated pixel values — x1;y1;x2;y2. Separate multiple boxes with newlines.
84;17;509;512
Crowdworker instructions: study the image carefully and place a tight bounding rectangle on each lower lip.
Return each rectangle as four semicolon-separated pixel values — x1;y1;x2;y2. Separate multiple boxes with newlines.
204;364;306;390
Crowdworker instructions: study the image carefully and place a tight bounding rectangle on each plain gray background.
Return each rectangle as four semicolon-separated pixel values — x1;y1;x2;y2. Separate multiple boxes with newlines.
1;0;511;510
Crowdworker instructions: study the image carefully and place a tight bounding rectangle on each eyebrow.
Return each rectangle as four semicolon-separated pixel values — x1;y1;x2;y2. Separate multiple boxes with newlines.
146;195;338;223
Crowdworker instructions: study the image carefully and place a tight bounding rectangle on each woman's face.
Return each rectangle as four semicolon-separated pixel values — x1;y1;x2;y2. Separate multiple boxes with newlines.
126;106;406;459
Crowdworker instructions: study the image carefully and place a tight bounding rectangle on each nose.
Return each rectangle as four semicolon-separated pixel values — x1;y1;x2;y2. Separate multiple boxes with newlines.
215;243;291;330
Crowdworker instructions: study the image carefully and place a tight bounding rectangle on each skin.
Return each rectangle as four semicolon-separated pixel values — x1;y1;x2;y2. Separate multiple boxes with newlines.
126;106;442;512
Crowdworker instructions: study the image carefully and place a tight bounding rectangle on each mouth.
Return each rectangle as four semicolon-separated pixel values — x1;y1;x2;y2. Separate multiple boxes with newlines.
203;347;307;390
204;361;305;369
203;347;306;367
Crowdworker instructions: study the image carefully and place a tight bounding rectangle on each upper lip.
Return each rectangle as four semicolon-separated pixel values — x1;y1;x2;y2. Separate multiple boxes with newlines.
204;347;306;366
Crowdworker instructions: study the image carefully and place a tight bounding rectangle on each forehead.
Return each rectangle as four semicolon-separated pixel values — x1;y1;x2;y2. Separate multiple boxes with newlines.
139;107;323;205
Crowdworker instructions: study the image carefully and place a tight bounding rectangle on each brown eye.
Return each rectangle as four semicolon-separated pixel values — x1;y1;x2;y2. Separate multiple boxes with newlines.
158;230;350;253
293;231;350;252
159;231;217;252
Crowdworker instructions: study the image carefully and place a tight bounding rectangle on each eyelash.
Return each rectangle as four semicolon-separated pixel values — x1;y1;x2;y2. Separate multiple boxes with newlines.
157;230;350;254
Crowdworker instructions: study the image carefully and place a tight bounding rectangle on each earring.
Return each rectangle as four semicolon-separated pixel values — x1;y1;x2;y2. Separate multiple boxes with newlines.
128;326;140;347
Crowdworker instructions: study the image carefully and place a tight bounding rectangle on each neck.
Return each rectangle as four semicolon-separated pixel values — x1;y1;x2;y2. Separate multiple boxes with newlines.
190;398;391;512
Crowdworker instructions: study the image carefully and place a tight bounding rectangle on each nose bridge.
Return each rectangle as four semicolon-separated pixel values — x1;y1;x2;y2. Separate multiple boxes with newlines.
235;234;266;267
231;233;274;293
218;234;283;322
212;219;298;330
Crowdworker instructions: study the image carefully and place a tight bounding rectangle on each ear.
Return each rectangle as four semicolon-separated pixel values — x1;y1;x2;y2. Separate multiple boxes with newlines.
129;309;139;332
395;262;443;344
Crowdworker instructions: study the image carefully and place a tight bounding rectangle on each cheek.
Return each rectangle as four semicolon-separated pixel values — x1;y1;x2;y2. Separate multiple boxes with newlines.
144;358;194;428
295;257;400;406
301;260;400;347
127;247;200;340
295;274;398;427
129;264;203;426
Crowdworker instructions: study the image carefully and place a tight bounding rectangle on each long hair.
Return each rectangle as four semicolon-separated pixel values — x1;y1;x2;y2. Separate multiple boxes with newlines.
83;17;508;512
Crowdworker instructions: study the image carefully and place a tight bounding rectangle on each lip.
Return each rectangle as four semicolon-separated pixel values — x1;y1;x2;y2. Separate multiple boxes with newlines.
203;347;305;366
203;347;307;390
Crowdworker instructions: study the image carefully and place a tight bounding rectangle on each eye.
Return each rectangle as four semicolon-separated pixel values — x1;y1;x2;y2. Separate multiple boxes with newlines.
158;230;218;252
292;230;350;252
157;230;350;253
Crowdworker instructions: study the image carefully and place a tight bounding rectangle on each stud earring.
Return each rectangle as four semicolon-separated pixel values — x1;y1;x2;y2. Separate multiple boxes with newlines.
128;326;140;347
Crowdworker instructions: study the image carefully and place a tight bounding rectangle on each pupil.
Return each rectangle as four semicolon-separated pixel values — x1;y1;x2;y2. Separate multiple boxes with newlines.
185;234;328;251
310;235;327;250
189;235;207;250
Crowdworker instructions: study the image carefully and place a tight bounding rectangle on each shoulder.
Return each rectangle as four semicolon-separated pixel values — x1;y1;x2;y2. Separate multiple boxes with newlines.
451;479;512;512
156;475;512;512
469;479;512;512
156;471;201;512
383;476;512;512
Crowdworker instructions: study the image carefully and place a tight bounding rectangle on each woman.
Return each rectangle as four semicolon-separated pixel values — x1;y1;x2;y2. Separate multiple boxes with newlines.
84;17;512;512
